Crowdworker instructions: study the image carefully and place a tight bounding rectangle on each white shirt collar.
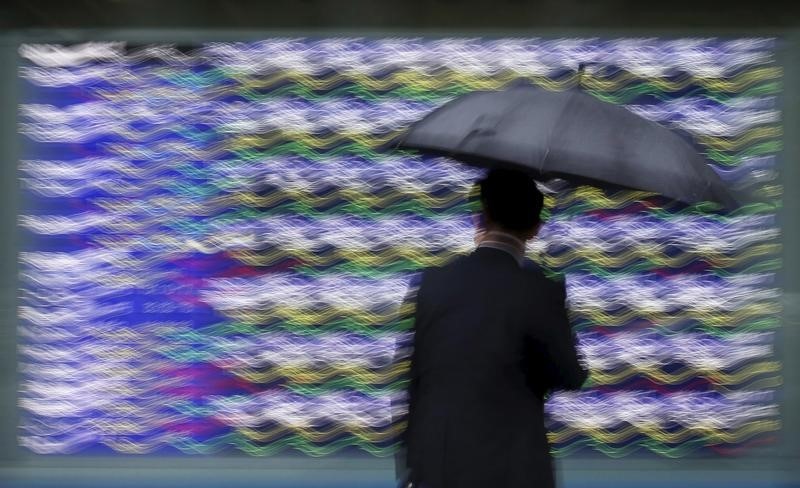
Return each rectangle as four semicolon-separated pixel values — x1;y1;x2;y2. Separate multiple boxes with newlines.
477;230;526;266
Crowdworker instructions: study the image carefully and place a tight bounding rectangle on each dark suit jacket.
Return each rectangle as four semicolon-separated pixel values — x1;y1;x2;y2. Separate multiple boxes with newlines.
398;247;587;488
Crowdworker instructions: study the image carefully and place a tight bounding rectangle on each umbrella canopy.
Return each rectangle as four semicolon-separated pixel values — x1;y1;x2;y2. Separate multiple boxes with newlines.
398;83;737;209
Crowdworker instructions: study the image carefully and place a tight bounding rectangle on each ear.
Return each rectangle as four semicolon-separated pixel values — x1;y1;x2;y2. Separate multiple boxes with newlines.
475;207;491;230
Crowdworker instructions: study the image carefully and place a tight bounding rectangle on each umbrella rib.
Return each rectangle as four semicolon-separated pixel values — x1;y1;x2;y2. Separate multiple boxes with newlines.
539;89;577;175
539;147;550;173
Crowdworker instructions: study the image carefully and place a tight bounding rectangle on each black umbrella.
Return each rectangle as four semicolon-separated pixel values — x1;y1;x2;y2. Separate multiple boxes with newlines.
397;82;737;209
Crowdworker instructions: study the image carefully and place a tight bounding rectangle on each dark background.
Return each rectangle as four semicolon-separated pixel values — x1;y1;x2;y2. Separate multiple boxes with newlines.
1;0;800;30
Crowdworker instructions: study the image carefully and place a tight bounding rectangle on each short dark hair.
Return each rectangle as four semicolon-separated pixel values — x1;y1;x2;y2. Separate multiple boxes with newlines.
478;168;544;232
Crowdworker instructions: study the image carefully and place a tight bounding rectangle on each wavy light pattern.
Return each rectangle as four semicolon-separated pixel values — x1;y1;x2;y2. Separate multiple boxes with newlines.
18;38;781;457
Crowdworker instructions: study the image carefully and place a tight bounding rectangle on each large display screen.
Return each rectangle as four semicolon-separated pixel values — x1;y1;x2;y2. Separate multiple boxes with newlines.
17;38;782;458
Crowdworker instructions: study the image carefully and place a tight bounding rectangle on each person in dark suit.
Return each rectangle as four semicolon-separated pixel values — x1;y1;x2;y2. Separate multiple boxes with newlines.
396;168;588;488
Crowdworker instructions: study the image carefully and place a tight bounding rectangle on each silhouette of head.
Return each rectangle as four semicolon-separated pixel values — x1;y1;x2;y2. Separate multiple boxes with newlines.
478;168;544;239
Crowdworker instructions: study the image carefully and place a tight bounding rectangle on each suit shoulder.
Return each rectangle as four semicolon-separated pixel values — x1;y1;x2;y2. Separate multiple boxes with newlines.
521;259;566;293
413;256;456;282
425;253;470;275
412;254;473;293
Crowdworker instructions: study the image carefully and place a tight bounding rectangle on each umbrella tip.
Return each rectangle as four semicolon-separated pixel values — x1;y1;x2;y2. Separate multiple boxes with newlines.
576;63;589;89
577;62;603;80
